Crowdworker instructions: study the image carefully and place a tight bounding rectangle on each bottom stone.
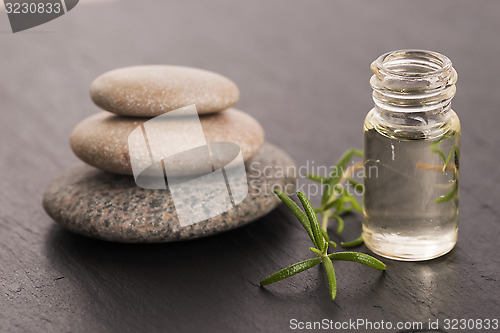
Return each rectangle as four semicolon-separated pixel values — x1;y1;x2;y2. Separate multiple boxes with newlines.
43;143;296;243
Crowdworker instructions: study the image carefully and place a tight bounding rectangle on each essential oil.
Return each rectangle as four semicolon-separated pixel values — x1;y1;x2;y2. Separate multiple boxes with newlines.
362;50;461;261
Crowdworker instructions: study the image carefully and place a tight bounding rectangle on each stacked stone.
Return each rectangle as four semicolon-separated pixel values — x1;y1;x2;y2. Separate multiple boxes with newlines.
43;66;296;243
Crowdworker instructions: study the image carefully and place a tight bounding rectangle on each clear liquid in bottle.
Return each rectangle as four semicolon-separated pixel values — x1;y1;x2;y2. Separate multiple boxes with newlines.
363;109;460;261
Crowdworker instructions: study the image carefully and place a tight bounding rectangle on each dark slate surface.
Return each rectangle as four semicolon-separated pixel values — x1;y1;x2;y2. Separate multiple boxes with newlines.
0;0;499;332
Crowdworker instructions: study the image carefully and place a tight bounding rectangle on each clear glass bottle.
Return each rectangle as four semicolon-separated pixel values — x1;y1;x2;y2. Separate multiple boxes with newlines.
362;50;460;261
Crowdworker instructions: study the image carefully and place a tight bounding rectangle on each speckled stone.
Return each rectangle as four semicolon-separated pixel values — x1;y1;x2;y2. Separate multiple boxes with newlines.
70;108;265;176
90;65;240;117
43;143;296;243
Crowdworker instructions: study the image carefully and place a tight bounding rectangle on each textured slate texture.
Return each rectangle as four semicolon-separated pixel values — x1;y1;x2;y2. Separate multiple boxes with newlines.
0;0;499;332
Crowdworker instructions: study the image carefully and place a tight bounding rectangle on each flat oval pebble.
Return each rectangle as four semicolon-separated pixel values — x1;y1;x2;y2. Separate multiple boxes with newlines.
43;143;296;243
90;65;240;116
70;108;265;176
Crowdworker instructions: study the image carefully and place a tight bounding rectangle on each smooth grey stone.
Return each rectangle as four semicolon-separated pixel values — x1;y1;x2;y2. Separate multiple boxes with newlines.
90;65;240;117
70;109;265;176
43;143;296;243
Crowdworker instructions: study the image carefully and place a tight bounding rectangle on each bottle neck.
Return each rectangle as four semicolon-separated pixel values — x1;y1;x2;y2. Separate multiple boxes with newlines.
372;104;452;130
370;50;457;116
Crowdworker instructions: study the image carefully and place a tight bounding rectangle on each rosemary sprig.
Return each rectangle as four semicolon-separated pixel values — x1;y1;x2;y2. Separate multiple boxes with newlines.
430;134;460;203
260;190;386;301
340;235;364;248
307;149;365;246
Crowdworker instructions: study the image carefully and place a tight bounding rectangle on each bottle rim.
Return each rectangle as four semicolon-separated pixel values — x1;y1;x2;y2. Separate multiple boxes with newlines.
371;49;454;79
370;49;457;112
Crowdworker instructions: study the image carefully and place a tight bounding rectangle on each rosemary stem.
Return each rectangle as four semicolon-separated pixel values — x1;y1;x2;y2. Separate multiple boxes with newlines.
321;211;330;232
320;161;363;233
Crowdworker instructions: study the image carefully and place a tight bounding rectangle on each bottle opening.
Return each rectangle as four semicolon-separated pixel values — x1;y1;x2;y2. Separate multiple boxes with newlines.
373;50;452;78
370;49;457;112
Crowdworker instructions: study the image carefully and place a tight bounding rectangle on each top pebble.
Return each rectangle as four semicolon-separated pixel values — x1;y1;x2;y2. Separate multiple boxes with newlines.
90;65;240;117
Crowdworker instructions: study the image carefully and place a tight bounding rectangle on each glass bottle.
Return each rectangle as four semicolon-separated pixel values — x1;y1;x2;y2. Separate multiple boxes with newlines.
363;50;460;261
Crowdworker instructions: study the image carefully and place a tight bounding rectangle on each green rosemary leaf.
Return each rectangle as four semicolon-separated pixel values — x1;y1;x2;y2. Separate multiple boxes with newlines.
336;149;364;171
445;148;454;165
431;137;444;146
322;257;337;300
347;178;364;193
320;228;330;242
320;229;337;248
443;148;454;171
331;214;345;235
310;247;323;255
336;205;353;215
328;252;386;270
454;147;460;169
321;183;336;206
260;257;323;286
332;202;343;216
435;181;458;203
274;190;318;248
341;235;364;248
322;149;363;205
332;199;352;216
431;146;446;164
297;191;325;252
343;194;362;212
347;177;360;186
454;145;460;161
306;174;328;183
323;197;342;211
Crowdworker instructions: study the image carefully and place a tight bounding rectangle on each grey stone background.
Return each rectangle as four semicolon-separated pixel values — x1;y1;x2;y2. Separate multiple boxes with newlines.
0;0;499;332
